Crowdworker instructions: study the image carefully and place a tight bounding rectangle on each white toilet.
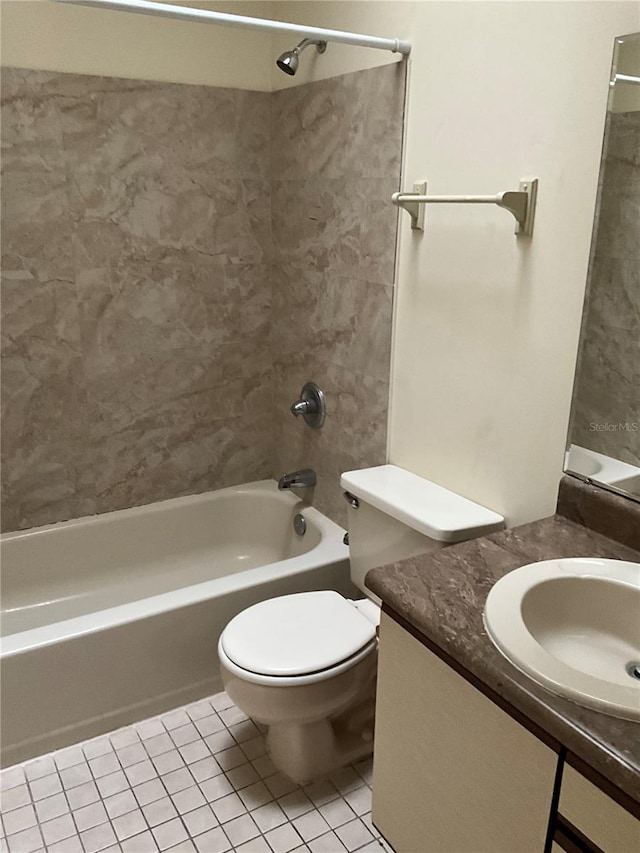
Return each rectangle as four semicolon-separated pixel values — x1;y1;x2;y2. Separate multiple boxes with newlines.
218;465;504;784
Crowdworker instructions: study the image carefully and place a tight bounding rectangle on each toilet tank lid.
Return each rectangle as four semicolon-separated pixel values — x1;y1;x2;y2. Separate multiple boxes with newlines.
340;465;504;543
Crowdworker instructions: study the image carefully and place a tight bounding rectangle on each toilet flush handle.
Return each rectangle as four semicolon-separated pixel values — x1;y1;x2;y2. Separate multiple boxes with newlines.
343;491;359;509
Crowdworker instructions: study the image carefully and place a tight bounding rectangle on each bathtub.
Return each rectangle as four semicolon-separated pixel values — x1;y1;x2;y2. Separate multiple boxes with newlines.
0;480;353;766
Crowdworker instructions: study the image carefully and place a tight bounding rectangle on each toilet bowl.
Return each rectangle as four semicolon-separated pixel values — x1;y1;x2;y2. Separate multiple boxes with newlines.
219;591;379;783
218;465;504;784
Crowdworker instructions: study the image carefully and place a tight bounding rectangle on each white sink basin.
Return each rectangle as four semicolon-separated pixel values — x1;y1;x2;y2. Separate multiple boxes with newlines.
484;558;640;721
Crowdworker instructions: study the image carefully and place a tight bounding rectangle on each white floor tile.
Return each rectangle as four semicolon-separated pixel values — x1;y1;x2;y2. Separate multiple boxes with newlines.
142;797;179;828
162;711;191;732
199;776;234;804
278;791;314;821
178;741;210;766
54;747;86;771
234;836;271;853
185;702;214;723
226;763;259;791
109;728;140;751
125;760;158;787
116;743;147;768
308;831;347;853
67;782;101;810
210;792;246;824
335;818;375;852
237;781;272;811
88;754;120;780
251;802;287;834
181;804;217;837
104;789;138;819
83;740;114;761
79;821;118;853
193;826;231;853
49;834;84;853
2;804;37;836
194;717;225;739
189;758;221;785
73;801;109;832
6;824;44;853
154;751;185;777
292;810;331;843
318;798;356;830
34;792;69;823
132;778;166;807
96;771;129;799
40;813;77;846
61;764;94;790
343;786;372;817
1;785;31;813
145;735;175;759
222;813;260;847
25;760;55;783
1;692;383;853
122;830;159;853
112;808;147;841
264;822;303;853
0;769;26;792
171;786;206;816
29;775;63;801
152;817;188;851
135;720;166;741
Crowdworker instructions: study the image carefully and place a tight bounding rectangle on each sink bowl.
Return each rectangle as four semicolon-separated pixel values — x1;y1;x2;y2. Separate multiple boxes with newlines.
484;558;640;720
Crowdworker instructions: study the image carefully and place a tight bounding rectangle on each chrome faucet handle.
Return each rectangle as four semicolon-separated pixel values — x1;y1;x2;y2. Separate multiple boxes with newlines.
289;382;326;429
290;399;314;417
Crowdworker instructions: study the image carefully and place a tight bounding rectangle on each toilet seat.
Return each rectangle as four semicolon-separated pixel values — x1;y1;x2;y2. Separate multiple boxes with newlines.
219;591;377;687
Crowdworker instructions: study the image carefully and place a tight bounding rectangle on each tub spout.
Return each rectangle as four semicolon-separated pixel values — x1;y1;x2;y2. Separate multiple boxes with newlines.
278;469;317;490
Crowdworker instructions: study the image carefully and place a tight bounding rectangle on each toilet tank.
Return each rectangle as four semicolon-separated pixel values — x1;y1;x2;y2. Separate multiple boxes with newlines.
340;465;505;598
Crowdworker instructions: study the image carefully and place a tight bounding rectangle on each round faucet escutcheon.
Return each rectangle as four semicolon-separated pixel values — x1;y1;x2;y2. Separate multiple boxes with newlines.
289;382;325;429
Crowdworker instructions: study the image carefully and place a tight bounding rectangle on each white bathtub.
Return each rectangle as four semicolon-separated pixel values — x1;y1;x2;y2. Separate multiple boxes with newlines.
0;480;353;766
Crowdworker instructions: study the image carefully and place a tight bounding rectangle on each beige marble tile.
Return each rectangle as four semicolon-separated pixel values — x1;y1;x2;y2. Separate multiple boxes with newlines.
91;413;272;516
1;63;404;529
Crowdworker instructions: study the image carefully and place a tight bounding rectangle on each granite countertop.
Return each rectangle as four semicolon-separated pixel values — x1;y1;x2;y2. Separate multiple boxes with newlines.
366;512;640;804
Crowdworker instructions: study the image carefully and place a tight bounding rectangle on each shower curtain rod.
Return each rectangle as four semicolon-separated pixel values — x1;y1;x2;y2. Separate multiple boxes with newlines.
52;0;412;55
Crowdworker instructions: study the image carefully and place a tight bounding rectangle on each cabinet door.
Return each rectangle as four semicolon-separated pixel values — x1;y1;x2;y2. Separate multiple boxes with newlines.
373;613;558;853
559;765;640;853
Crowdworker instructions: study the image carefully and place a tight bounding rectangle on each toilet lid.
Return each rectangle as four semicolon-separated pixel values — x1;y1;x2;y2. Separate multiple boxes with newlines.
221;591;377;678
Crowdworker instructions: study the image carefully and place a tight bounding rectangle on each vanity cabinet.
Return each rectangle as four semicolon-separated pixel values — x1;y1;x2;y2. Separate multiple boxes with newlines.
557;766;640;853
373;612;558;852
373;612;640;853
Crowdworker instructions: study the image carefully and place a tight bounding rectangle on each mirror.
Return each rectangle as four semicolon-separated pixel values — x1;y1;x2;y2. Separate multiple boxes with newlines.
566;33;640;502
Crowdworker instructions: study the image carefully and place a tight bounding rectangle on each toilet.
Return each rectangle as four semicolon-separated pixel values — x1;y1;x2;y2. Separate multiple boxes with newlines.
218;465;504;784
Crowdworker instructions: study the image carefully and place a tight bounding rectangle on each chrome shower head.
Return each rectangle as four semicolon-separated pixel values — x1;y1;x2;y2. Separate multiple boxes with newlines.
276;38;327;76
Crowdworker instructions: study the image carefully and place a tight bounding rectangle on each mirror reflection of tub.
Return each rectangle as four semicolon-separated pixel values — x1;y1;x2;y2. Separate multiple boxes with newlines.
0;480;353;767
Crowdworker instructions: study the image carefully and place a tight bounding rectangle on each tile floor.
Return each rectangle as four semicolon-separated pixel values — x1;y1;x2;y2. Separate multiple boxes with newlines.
0;693;392;853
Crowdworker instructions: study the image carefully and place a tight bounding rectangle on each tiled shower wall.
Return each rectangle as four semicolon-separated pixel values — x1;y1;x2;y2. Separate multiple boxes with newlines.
1;64;405;532
270;66;405;526
571;110;640;466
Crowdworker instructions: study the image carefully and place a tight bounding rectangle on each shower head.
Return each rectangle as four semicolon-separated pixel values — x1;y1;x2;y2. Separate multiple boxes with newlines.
276;38;327;76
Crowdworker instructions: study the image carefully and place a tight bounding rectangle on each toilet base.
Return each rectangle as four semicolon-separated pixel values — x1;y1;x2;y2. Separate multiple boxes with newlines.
267;706;374;785
220;648;378;784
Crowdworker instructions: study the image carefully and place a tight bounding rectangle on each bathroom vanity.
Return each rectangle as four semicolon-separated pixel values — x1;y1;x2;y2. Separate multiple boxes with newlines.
366;477;640;853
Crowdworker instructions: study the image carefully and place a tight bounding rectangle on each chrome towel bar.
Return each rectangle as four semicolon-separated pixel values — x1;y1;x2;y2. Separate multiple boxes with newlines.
392;177;538;236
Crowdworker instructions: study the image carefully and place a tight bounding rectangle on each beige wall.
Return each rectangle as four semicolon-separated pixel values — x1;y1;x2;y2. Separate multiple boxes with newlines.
273;1;639;526
0;0;274;89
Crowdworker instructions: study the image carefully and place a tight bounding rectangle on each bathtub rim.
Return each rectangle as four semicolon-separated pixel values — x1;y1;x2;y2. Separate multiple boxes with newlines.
1;480;348;659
